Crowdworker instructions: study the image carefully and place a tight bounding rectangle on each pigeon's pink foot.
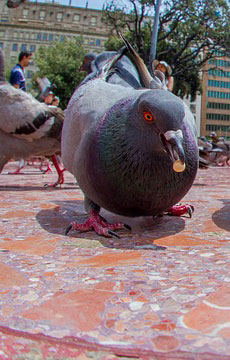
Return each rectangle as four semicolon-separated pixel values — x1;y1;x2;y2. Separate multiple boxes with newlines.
166;204;194;218
44;155;66;188
8;168;23;175
65;210;131;238
41;163;53;174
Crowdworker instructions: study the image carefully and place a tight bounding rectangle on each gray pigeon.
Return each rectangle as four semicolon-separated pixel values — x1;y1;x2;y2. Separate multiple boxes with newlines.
36;77;57;102
6;0;26;8
62;36;199;239
0;48;64;186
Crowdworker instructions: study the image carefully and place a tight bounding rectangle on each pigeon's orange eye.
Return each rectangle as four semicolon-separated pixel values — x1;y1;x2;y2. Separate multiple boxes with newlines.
143;111;154;122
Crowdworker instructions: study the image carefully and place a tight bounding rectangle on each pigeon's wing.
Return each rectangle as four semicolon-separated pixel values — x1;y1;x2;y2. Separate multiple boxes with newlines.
62;79;142;174
36;77;51;92
0;84;62;142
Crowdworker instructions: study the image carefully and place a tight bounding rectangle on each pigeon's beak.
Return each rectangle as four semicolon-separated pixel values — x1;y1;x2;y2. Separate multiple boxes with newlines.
161;130;186;173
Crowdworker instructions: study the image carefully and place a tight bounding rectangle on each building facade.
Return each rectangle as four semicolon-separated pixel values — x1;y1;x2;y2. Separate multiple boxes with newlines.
1;0;229;137
0;0;111;88
201;53;230;138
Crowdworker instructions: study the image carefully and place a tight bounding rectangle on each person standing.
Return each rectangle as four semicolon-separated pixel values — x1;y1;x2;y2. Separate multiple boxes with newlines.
9;50;32;174
152;60;174;92
9;50;32;92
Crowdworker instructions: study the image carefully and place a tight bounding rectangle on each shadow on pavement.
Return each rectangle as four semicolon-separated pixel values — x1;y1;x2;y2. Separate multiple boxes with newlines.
35;199;186;249
212;199;230;232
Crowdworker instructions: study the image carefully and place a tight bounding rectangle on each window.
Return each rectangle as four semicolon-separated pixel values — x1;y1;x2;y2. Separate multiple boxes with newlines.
27;70;32;79
0;31;5;37
96;39;101;47
23;9;29;18
37;33;41;41
90;16;97;25
60;35;65;42
40;10;46;20
30;44;36;52
0;43;3;49
57;12;63;22
21;44;27;51
42;33;48;41
10;56;16;64
48;34;53;41
12;43;18;51
73;14;80;23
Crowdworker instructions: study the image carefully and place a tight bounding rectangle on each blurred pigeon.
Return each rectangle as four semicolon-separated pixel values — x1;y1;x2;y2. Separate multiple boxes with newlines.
7;0;26;8
62;36;198;240
36;77;57;102
79;53;97;73
0;48;64;187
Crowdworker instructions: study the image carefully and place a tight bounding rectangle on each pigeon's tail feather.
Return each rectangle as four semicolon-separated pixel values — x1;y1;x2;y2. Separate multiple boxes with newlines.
119;32;167;91
0;49;6;83
151;70;168;90
119;32;153;89
100;46;128;82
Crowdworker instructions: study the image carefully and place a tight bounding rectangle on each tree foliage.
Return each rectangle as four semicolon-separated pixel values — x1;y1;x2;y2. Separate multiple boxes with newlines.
33;37;87;109
103;0;230;100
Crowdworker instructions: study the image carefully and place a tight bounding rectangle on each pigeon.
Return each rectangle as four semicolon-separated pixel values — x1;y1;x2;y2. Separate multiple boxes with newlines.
35;77;57;103
0;48;64;186
6;0;26;8
80;47;143;89
62;36;199;240
79;53;97;74
198;135;230;167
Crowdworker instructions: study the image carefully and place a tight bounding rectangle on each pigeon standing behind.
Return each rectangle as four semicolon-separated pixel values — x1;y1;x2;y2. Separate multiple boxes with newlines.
62;36;198;239
6;0;26;8
0;48;64;186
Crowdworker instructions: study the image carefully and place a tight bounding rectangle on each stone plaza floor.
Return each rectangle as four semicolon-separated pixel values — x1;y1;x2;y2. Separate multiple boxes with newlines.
0;161;230;359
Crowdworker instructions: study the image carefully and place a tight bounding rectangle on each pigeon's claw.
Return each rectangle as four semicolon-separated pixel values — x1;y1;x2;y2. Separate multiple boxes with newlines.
65;223;73;236
44;168;65;188
65;211;131;238
108;230;120;239
166;204;194;218
124;223;132;232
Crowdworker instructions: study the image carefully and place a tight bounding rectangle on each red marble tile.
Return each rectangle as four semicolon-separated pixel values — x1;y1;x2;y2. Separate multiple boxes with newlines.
154;234;219;247
218;328;230;339
74;251;144;267
152;335;180;352
151;320;176;332
202;219;224;232
0;262;30;288
0;236;60;256
21;286;115;332
2;210;35;218
205;285;230;307
182;302;230;334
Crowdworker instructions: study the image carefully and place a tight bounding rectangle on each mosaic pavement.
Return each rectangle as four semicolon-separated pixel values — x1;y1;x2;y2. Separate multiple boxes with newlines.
1;161;230;359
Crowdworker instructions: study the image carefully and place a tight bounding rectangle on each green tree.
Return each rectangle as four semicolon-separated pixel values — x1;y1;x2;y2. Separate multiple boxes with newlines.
33;37;87;109
103;0;230;100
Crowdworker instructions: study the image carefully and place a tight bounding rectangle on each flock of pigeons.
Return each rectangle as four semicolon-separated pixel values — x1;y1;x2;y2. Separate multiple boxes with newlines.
0;0;213;241
198;133;230;168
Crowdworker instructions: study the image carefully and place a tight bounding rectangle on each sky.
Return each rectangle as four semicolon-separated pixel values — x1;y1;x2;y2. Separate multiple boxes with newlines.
74;0;106;9
33;0;129;11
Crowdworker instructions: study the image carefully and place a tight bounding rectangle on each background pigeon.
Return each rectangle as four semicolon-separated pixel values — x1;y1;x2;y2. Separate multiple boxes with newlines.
0;48;64;187
35;77;57;103
6;0;26;8
62;36;199;239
